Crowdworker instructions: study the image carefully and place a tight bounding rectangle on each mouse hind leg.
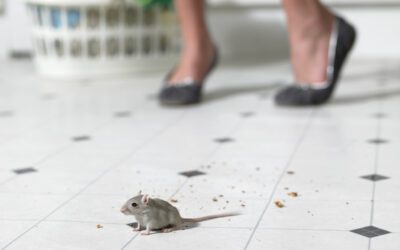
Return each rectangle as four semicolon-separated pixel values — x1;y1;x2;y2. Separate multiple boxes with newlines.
162;226;176;233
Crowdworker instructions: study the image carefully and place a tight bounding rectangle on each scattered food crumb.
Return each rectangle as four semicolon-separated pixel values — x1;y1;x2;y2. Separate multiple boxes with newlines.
256;167;260;171
241;203;246;207
219;194;224;198
189;185;193;188
284;187;289;190
315;190;319;193
169;198;178;203
231;186;236;189
222;207;226;210
212;197;218;202
346;202;349;205
288;192;298;197
287;171;295;175
226;200;230;203
241;190;246;194
274;201;285;208
96;224;103;229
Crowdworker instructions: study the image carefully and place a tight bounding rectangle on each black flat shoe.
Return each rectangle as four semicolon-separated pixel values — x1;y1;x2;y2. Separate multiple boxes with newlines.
275;16;356;106
159;49;219;106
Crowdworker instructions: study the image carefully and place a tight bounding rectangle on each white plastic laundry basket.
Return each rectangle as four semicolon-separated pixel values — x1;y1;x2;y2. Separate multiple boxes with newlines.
25;0;181;79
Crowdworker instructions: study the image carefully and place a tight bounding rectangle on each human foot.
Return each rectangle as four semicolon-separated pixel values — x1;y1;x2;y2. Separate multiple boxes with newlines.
288;13;335;85
166;40;216;85
159;42;219;105
275;16;356;106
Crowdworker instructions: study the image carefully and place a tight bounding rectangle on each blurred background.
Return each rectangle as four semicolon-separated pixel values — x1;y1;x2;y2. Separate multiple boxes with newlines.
1;0;400;78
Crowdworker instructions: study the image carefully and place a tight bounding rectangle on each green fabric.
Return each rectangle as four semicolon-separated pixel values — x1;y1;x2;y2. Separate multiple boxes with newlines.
135;0;173;8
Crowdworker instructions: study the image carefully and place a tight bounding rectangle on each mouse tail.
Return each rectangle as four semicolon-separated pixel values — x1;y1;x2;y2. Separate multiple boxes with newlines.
182;212;241;223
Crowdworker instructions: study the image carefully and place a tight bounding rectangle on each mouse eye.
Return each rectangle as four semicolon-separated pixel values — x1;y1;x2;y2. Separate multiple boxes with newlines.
131;202;138;208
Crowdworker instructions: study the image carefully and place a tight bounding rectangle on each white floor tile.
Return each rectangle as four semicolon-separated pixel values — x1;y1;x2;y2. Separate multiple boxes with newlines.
0;58;399;249
247;229;368;250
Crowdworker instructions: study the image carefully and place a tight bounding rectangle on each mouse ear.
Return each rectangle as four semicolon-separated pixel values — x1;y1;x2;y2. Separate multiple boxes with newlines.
141;194;150;205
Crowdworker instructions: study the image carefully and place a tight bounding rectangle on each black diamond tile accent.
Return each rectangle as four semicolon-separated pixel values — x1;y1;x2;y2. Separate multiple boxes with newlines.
114;111;131;117
13;167;37;174
72;135;91;142
367;139;388;144
351;226;390;238
214;137;234;143
0;111;13;117
240;112;255;118
372;113;387;119
361;174;389;182
179;170;206;178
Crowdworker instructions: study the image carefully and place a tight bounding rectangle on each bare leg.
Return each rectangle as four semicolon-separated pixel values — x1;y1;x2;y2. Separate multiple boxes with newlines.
168;0;215;84
282;0;335;84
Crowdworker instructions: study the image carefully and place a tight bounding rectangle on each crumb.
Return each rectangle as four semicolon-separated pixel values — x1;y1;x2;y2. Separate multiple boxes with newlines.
169;198;178;203
219;194;224;198
96;224;103;229
241;204;246;207
288;192;298;197
212;197;218;202
231;186;236;189
346;202;349;205
284;187;289;190
241;190;246;194
274;201;285;208
256;167;260;171
189;185;193;188
315;190;319;193
222;207;226;210
287;171;295;175
226;200;230;203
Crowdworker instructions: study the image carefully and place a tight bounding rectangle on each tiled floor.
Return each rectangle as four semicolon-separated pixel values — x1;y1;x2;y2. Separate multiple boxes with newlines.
0;58;399;250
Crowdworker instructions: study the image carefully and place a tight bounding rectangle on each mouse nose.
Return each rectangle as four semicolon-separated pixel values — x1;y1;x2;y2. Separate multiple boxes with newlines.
120;207;127;213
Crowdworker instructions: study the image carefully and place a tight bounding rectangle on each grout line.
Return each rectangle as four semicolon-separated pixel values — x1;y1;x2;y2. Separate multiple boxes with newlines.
0;176;17;186
368;87;385;250
1;111;187;250
120;233;140;250
243;108;317;250
3;218;400;234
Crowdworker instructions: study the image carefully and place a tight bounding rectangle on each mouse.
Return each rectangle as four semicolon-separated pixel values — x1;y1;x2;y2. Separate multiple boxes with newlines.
120;191;240;235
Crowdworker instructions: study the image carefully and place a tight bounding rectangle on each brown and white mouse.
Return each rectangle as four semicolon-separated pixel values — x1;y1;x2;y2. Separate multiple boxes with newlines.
120;191;240;235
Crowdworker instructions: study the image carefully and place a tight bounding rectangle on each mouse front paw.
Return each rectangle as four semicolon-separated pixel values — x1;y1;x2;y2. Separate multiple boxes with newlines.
140;230;150;236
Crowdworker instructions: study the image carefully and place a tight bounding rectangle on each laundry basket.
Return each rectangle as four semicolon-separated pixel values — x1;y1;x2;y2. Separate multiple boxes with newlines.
25;0;181;79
